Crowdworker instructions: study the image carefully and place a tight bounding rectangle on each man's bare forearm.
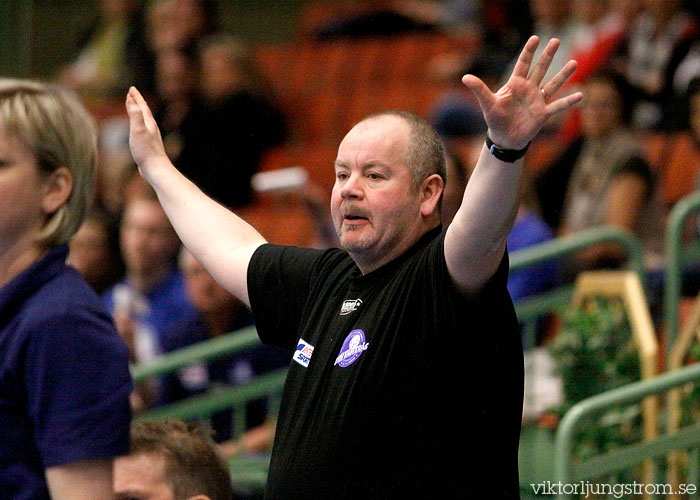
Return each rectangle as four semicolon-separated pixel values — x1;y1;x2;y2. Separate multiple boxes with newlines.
445;145;522;292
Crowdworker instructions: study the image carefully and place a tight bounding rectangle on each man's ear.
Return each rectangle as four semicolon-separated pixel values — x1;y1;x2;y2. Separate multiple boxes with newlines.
41;166;73;215
419;173;444;217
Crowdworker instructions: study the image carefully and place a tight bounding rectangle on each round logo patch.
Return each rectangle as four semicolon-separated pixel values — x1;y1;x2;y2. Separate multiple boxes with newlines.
334;329;370;367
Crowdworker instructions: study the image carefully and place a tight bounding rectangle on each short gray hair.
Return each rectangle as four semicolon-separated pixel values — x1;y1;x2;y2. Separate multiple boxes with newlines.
0;79;97;246
360;110;447;191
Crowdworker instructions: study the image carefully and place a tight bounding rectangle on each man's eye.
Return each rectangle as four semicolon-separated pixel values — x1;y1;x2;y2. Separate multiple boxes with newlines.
368;173;380;180
337;173;348;180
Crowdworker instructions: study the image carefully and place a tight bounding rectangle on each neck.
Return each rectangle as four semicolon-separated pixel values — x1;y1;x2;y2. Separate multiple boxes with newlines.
0;236;48;290
352;222;438;275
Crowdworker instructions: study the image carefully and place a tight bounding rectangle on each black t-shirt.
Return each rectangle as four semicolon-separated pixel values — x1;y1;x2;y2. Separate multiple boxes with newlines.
248;227;523;499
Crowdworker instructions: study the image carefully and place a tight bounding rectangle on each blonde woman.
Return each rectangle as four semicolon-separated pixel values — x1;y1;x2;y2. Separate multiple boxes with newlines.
0;79;131;500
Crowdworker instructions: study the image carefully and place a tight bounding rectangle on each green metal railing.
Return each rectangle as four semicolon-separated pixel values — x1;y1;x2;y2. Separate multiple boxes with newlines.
131;325;287;438
664;191;700;356
510;226;646;348
131;326;261;381
553;363;700;500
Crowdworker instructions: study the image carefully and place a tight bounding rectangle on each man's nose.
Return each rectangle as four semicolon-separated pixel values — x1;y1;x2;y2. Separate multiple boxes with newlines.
340;173;363;200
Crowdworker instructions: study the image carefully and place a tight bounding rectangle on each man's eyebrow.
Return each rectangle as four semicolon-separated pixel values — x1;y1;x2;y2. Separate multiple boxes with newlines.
334;160;388;169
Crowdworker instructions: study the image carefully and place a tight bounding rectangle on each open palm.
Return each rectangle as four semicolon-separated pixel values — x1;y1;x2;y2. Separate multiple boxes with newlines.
462;36;583;151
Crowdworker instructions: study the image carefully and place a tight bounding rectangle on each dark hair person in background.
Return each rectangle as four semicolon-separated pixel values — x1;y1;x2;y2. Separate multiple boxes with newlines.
0;79;131;500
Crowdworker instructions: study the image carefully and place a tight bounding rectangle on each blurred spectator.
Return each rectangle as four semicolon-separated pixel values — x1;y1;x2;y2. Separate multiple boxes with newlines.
614;0;698;130
58;0;153;98
194;35;287;207
96;121;135;215
68;209;125;294
103;176;195;367
440;148;471;227
392;0;481;32
536;71;663;275
151;47;238;205
200;34;268;101
505;178;558;306
174;0;219;48
159;248;289;447
570;0;615;56
114;420;233;500
146;0;183;53
691;78;700;144
313;0;480;40
556;0;643;142
428;0;572;142
429;0;532;83
411;0;533;88
568;0;642;85
146;0;219;55
152;47;201;162
150;40;285;208
672;37;700;126
520;0;577;83
651;77;700;209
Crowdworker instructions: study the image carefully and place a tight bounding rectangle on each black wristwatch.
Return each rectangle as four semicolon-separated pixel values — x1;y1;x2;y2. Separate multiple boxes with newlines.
485;136;529;163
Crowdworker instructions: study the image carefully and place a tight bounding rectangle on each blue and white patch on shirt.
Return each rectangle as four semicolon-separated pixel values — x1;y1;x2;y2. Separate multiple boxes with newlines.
292;338;315;368
334;329;369;367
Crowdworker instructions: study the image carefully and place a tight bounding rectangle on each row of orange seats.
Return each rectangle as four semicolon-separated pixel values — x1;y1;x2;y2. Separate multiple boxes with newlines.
254;33;464;143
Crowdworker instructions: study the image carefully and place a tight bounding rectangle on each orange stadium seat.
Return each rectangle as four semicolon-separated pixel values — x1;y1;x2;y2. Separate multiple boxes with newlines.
656;132;700;207
254;33;461;146
641;131;669;173
236;199;315;247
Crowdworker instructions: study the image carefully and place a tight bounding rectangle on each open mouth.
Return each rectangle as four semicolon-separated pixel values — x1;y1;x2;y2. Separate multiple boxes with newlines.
343;214;369;225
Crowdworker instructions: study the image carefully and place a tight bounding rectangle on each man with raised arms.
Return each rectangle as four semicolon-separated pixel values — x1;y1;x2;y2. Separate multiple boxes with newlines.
126;36;582;499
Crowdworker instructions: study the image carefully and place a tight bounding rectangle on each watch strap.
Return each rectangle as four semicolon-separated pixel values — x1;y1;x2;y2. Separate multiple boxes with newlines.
485;136;529;162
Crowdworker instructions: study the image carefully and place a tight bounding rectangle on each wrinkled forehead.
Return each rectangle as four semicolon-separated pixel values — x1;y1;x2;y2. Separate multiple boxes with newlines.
336;115;412;168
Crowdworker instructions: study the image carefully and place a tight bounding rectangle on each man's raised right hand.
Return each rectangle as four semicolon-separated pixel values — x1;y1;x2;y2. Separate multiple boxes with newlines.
125;86;170;183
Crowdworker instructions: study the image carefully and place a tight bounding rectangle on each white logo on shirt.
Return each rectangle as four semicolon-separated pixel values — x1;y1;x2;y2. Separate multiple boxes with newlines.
340;298;363;315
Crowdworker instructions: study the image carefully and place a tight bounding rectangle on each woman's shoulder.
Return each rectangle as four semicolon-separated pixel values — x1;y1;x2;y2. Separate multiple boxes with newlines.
21;265;119;342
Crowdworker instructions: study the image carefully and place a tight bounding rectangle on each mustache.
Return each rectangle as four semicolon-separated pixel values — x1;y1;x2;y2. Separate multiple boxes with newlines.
340;205;370;219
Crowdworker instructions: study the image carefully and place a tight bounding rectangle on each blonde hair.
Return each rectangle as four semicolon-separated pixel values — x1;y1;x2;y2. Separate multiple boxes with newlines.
0;79;97;247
